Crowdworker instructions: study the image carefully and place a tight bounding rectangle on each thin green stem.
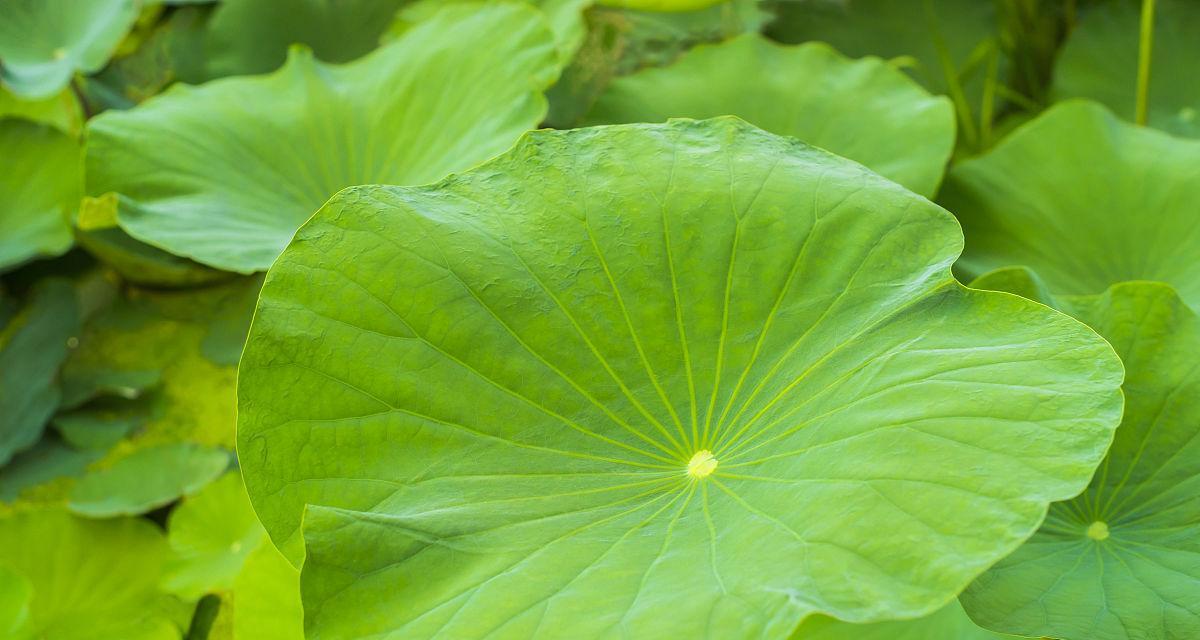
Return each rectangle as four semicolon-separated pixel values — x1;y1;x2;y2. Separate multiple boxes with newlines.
1135;0;1156;126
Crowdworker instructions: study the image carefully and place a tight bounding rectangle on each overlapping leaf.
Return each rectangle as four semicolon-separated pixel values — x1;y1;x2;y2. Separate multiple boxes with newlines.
585;34;954;196
0;0;138;98
962;273;1200;640
943;100;1200;308
0;509;188;639
0;120;78;271
239;118;1122;638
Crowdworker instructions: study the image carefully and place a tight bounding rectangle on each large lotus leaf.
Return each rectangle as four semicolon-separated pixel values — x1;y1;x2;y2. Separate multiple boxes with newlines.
766;0;998;109
68;442;230;517
238;118;1123;637
792;600;1015;639
162;472;266;599
0;279;81;465
87;3;559;273
0;509;187;639
960;278;1200;640
943;100;1200;307
200;0;409;79
0;0;138;98
584;34;954;197
0;119;78;271
1054;0;1199;138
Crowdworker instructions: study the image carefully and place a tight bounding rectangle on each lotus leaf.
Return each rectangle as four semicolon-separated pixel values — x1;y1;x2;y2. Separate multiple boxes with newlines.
0;0;138;98
232;542;303;640
0;509;187;639
0;279;81;465
162;472;266;600
200;0;410;79
943;100;1200;308
0;438;102;505
766;0;999;111
598;0;726;11
792;599;1015;639
961;276;1200;640
239;119;1123;638
86;3;560;272
0;120;78;271
68;442;229;517
585;34;954;196
1054;0;1199;138
58;277;260;454
0;86;82;134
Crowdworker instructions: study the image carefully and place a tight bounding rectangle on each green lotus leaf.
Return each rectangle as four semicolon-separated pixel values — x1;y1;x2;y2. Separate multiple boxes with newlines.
0;85;83;135
0;0;137;98
68;442;229;517
80;4;212;112
943;100;1200;307
792;599;1015;639
239;118;1123;637
200;0;409;79
76;193;234;289
766;0;999;106
960;278;1200;640
545;0;771;127
1054;0;1199;138
0;119;78;271
60;277;261;449
388;0;589;64
0;437;103;506
597;0;726;12
231;541;303;640
162;472;267;600
584;34;954;197
0;509;188;639
0;565;32;638
0;279;81;465
52;394;156;450
87;3;560;273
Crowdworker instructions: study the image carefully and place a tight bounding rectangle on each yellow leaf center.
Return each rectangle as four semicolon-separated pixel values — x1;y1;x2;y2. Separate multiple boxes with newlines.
687;450;718;479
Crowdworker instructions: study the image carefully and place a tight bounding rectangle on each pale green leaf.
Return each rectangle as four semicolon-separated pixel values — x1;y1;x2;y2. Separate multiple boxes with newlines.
162;472;267;600
962;278;1200;640
792;599;1015;639
0;120;78;271
87;3;560;272
943;100;1200;308
68;442;230;517
239;118;1123;637
0;509;187;639
585;34;954;196
0;0;138;98
230;542;303;640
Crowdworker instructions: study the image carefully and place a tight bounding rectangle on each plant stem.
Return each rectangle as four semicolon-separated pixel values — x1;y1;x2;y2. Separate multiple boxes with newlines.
1135;0;1156;126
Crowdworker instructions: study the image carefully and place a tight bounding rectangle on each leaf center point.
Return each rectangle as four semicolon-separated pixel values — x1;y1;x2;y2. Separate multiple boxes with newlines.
687;450;718;479
1086;521;1110;541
